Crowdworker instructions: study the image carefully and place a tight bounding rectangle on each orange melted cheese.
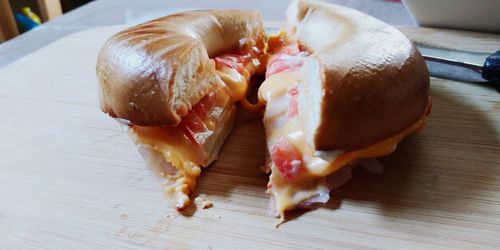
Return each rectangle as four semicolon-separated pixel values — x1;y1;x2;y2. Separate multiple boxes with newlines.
214;46;266;112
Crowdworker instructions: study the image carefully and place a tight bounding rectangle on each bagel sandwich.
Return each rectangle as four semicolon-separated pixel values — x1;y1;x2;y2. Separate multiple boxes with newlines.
259;0;431;219
96;0;431;217
96;10;266;209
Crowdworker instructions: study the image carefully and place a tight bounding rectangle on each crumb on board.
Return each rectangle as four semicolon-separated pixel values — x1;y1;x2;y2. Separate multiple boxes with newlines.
194;196;213;209
202;200;213;209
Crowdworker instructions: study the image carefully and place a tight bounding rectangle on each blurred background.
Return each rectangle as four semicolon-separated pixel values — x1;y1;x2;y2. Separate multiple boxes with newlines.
1;0;92;41
1;0;499;43
0;0;413;46
0;0;499;68
0;0;415;68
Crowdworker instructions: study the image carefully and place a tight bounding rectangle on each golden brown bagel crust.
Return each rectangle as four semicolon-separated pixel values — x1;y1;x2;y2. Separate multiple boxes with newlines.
289;0;430;151
96;10;264;126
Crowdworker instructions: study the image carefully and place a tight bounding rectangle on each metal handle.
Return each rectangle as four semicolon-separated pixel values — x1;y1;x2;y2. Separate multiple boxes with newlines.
482;50;500;83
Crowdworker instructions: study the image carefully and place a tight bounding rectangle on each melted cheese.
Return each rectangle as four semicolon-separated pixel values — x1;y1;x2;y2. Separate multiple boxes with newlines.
217;66;248;102
270;117;426;218
129;119;209;209
259;71;300;102
215;49;264;112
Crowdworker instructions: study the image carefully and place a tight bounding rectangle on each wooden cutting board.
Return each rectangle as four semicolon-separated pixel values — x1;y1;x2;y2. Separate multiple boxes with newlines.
0;25;499;249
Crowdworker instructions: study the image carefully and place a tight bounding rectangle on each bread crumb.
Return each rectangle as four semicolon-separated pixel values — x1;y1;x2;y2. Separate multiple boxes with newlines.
194;196;213;209
202;200;213;209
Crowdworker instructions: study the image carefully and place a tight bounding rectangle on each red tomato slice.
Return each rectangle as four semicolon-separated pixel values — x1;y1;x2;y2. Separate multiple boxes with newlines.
276;43;300;55
266;42;309;77
266;53;308;77
266;59;291;77
193;91;216;119
213;46;262;75
271;138;304;180
214;54;242;71
287;86;299;120
214;52;251;74
179;112;208;145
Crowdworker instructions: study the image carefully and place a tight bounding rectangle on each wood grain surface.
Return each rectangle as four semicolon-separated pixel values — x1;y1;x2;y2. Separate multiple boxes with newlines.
0;26;499;249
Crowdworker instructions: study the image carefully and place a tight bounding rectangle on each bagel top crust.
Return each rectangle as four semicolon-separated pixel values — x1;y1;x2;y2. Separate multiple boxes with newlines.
96;10;264;126
289;0;430;151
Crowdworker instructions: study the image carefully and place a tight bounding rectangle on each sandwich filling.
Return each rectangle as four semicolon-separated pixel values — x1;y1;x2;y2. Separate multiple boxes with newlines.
259;32;429;220
127;43;264;209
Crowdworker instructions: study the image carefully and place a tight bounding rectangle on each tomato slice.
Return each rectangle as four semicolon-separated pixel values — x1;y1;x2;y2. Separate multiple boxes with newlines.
215;54;242;72
177;47;264;146
179;111;208;145
193;91;216;119
276;43;300;55
266;53;308;77
214;52;252;74
266;42;309;77
213;45;262;74
287;86;299;120
271;137;304;180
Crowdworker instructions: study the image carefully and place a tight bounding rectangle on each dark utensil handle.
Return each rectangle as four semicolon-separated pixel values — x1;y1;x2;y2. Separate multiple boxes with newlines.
482;50;500;82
